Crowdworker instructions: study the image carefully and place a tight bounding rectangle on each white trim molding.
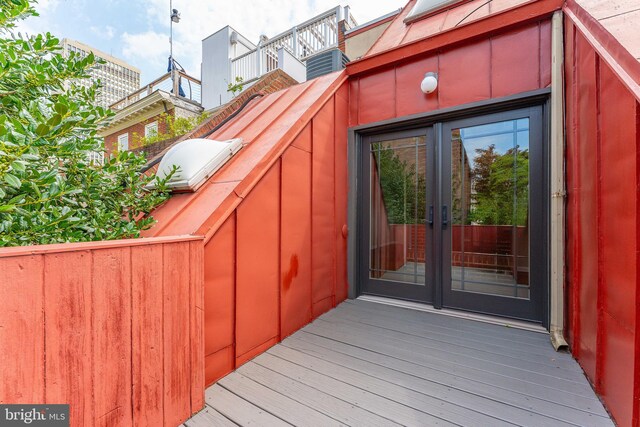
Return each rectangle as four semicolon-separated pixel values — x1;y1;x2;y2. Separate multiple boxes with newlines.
549;10;568;351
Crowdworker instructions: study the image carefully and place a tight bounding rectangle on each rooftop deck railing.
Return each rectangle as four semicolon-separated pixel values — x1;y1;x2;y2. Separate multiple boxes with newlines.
230;6;357;84
110;71;202;111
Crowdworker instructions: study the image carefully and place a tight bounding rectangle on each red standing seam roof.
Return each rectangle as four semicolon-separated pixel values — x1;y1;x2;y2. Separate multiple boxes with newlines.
365;0;533;57
565;0;640;100
144;70;347;240
574;0;640;63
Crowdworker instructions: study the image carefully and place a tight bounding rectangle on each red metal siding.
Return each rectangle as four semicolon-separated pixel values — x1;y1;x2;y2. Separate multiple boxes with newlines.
540;19;552;88
353;22;551;126
349;78;359;127
281;142;313;338
564;17;577;350
565;15;640;427
312;100;337;317
173;87;349;385
395;55;439;117
491;25;541;98
204;215;236;385
358;68;396;124
575;30;599;380
335;85;350;303
235;163;281;365
598;61;637;427
440;39;491;108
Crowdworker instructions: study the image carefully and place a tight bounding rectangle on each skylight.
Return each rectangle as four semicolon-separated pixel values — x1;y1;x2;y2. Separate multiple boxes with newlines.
150;138;243;192
404;0;463;23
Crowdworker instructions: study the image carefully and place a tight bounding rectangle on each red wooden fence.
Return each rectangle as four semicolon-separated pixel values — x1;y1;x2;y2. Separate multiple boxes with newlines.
0;235;205;427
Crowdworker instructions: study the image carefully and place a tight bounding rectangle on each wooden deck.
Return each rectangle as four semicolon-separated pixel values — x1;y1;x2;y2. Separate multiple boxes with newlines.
186;299;613;427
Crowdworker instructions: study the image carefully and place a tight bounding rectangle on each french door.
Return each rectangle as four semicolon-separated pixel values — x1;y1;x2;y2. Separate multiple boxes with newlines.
359;106;545;323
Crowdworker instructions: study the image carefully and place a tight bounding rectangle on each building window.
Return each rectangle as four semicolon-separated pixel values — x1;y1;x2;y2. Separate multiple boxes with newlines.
145;121;158;138
117;133;129;151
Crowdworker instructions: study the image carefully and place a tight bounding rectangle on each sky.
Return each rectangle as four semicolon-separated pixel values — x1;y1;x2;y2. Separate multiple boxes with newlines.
17;0;405;86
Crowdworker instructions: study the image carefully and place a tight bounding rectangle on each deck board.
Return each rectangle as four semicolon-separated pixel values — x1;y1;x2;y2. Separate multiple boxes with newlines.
205;384;291;426
188;299;614;427
312;313;585;381
304;318;593;395
216;373;340;427
331;301;578;365
280;334;610;424
184;404;238;427
252;352;497;427
236;360;400;427
264;346;546;427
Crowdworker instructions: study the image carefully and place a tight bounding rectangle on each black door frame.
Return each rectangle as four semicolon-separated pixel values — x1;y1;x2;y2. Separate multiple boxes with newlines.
349;89;550;327
440;106;545;322
359;128;435;303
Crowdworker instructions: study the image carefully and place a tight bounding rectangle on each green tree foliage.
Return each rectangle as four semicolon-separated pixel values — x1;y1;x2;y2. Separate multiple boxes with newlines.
469;144;529;226
0;0;174;246
132;112;209;148
373;143;426;225
226;76;244;97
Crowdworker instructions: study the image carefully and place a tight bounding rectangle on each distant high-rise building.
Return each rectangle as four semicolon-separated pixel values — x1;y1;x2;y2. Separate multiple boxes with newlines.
61;38;141;109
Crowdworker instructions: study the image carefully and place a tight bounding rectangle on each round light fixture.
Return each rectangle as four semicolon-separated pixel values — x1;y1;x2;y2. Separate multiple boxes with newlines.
420;72;438;94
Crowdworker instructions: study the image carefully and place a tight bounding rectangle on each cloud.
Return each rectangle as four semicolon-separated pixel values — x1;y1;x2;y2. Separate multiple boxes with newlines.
91;25;116;40
121;30;169;74
115;0;407;81
145;0;317;77
123;0;402;81
33;0;61;13
13;0;61;37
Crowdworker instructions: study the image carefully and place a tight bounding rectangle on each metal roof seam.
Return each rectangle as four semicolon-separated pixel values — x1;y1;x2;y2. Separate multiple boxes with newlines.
564;1;640;102
214;77;320;147
144;71;347;241
199;72;348;243
347;0;562;76
147;84;320;235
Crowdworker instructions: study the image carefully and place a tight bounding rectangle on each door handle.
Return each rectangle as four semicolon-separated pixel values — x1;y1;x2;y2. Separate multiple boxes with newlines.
442;206;448;227
428;205;434;226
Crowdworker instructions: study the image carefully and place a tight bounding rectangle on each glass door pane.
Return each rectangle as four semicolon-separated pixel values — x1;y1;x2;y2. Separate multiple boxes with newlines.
441;106;544;323
450;118;530;299
369;136;427;285
360;129;433;304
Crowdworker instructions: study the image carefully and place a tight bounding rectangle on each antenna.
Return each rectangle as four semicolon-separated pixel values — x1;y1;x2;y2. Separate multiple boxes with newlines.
169;0;181;95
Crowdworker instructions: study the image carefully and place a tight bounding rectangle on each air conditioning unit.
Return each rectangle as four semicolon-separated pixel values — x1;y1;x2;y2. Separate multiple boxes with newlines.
306;49;349;81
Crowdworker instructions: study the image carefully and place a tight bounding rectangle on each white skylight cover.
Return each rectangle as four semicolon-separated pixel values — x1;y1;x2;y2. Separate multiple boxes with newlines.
152;138;243;192
404;0;462;23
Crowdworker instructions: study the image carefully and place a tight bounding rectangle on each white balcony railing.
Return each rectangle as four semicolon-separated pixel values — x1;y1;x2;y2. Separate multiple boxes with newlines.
230;6;357;84
110;71;202;111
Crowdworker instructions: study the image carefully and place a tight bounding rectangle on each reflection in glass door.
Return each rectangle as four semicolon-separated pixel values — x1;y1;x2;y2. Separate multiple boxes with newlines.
361;130;433;303
450;118;530;299
358;106;545;323
442;107;544;322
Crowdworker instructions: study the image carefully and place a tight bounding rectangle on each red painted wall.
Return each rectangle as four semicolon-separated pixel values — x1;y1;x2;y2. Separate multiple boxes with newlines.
202;86;350;385
350;21;552;127
0;236;205;427
565;19;640;427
